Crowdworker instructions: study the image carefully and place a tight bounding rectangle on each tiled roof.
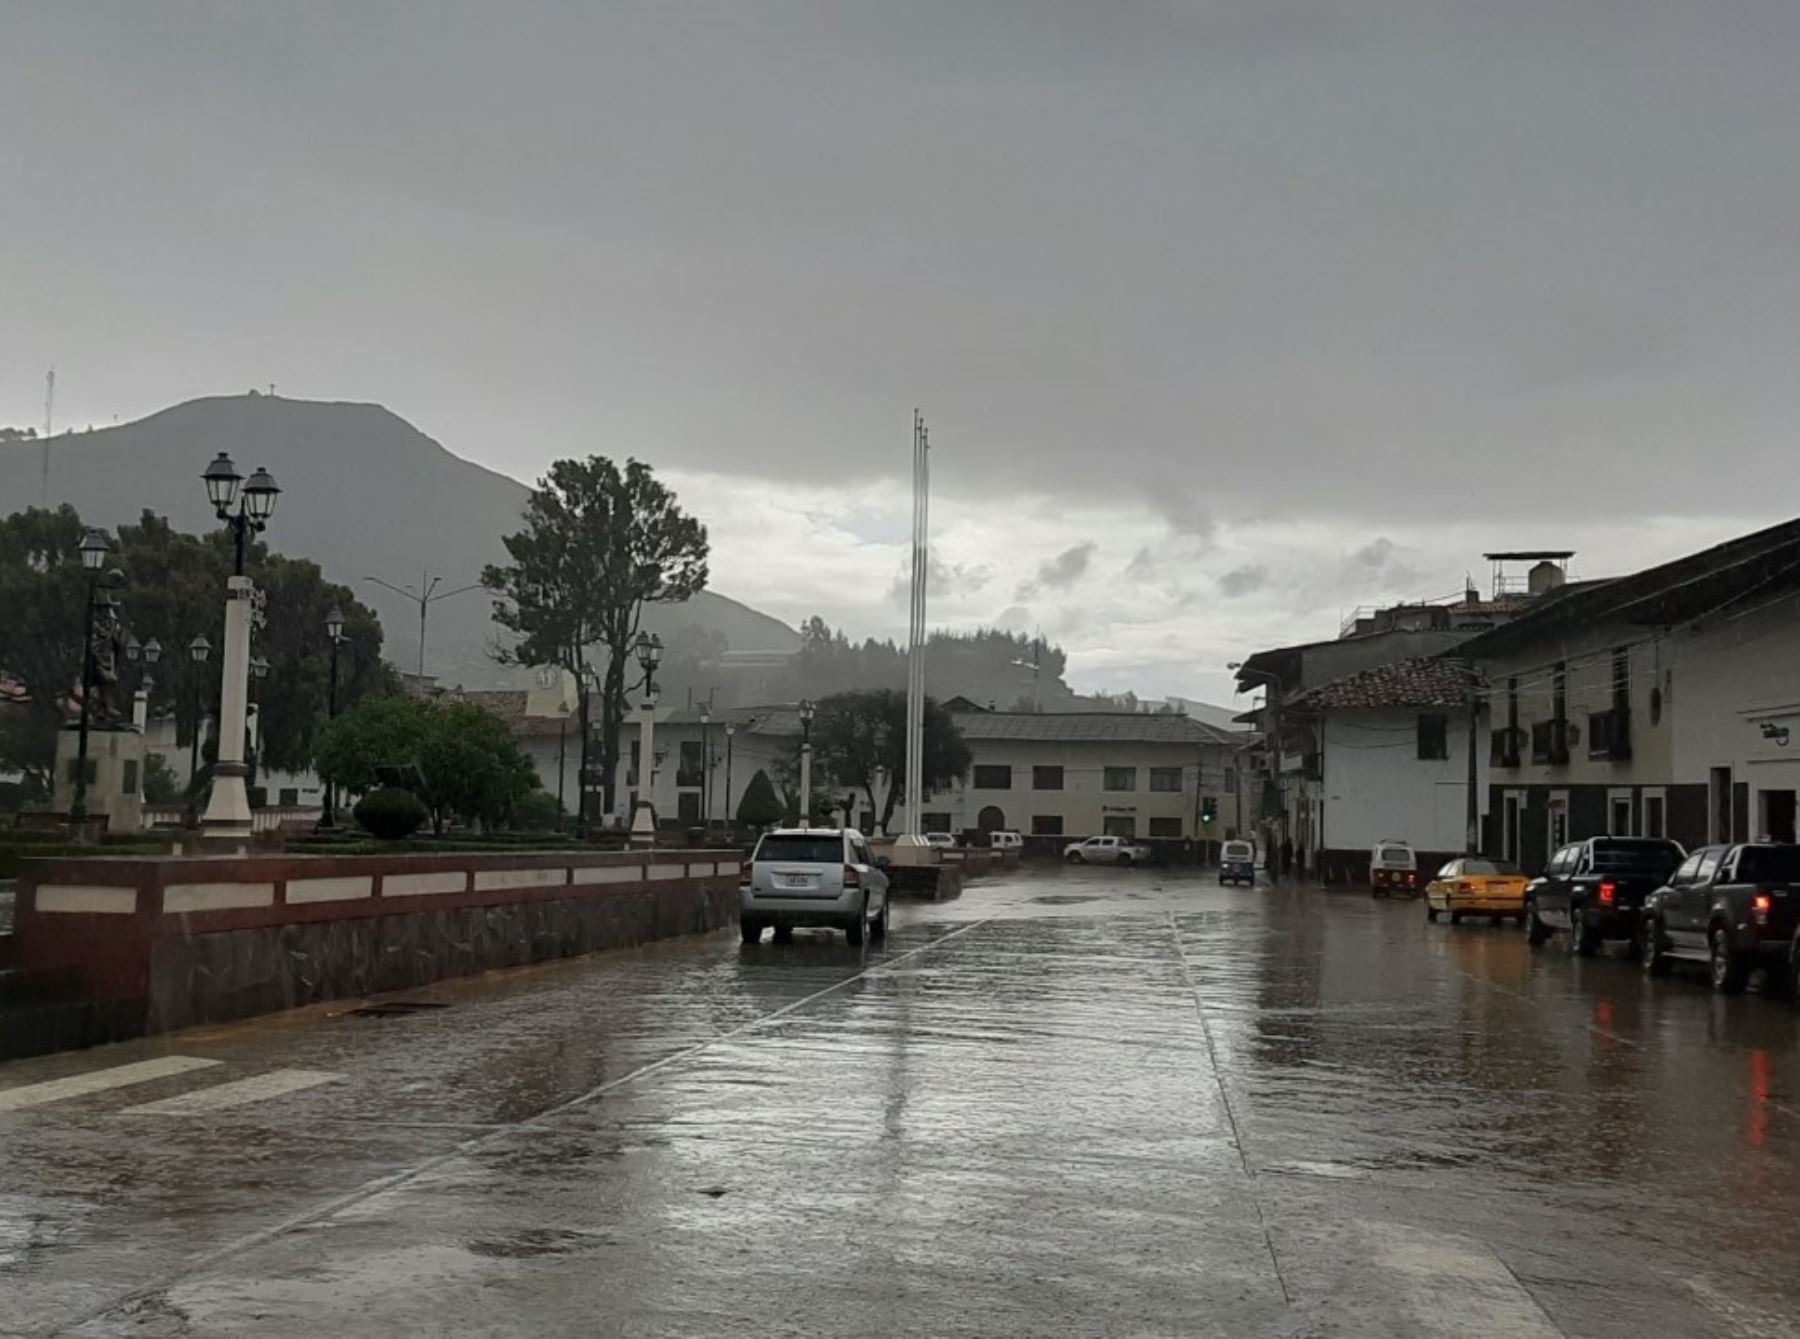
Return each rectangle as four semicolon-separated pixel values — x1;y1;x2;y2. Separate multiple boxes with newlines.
950;711;1236;746
1290;658;1474;710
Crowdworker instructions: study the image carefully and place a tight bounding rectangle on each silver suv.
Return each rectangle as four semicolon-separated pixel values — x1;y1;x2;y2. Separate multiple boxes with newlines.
741;827;891;946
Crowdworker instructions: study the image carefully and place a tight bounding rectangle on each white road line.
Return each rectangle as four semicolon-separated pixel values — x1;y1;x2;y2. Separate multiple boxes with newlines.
123;1069;342;1116
0;1055;222;1112
1367;1221;1561;1337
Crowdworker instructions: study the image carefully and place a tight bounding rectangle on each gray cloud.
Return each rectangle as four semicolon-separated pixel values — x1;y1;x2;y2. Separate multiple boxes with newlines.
887;553;993;606
1017;541;1096;599
6;4;1799;539
1217;565;1270;599
1348;537;1419;592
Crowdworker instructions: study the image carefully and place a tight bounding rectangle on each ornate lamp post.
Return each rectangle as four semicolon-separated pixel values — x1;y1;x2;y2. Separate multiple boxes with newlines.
319;608;346;831
184;634;212;828
628;632;663;847
798;698;816;829
199;453;280;831
723;722;736;828
580;661;600;832
698;702;712;824
70;530;123;823
125;635;162;735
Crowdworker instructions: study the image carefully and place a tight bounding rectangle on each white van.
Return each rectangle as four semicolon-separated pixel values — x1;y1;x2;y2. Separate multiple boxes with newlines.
989;830;1023;852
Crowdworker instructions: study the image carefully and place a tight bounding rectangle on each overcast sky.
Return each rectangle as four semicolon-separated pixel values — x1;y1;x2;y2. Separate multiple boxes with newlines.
6;2;1798;702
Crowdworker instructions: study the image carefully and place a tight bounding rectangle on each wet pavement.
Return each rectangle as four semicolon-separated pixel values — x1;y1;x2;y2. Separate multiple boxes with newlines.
4;868;1800;1336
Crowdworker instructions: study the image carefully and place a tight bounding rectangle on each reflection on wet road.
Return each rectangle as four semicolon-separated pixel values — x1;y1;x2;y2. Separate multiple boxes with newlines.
5;870;1800;1336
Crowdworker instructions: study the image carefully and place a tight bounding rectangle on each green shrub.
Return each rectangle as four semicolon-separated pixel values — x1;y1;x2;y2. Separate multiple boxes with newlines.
507;789;564;832
352;787;429;840
735;769;783;827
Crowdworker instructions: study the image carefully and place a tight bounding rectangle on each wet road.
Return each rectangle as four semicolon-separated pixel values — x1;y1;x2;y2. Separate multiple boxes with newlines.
5;869;1800;1337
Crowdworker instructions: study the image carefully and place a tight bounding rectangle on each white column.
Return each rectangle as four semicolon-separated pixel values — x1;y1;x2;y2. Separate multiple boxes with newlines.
630;704;656;846
131;688;149;805
201;575;254;831
799;742;813;828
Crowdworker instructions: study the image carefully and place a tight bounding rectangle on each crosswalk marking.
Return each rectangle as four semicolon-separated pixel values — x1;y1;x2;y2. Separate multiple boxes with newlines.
0;1056;222;1111
122;1068;342;1115
1367;1222;1560;1337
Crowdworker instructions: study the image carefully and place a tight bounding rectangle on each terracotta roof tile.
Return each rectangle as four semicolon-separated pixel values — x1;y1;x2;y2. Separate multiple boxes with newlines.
1291;658;1474;710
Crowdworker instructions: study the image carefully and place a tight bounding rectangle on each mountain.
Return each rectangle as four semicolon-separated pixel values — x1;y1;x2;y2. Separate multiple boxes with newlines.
0;394;799;688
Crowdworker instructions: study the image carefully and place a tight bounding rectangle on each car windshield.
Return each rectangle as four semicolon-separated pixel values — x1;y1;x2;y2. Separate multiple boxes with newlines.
1223;844;1253;859
1590;840;1684;874
1462;859;1522;876
754;835;844;864
1735;847;1800;883
1377;846;1411;862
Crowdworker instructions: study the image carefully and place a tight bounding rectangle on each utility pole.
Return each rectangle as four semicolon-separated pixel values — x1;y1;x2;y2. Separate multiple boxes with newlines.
363;571;482;682
1466;671;1482;855
902;410;930;840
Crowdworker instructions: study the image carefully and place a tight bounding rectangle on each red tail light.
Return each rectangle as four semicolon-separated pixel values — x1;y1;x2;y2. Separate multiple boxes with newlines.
1754;893;1773;912
1598;881;1617;906
843;864;862;888
1406;873;1416;886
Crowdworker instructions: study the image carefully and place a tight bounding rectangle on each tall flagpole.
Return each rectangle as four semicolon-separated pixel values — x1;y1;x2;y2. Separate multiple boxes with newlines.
905;410;929;838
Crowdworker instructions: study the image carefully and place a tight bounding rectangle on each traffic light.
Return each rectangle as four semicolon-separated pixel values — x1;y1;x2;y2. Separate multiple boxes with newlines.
1201;796;1217;825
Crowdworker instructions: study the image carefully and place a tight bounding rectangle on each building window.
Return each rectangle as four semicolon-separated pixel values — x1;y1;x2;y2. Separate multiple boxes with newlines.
1644;794;1666;839
120;759;139;794
279;787;299;807
922;812;952;833
1225;767;1238;794
677;740;704;788
1103;814;1136;837
1417;713;1448;761
1031;815;1063;836
972;764;1012;790
1104;767;1137;792
1148;816;1182;838
1148;766;1183;793
1033;765;1064;791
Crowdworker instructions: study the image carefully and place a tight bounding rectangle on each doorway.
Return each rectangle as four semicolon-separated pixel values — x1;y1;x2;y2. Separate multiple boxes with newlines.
1760;789;1796;844
1503;792;1522;865
977;805;1006;834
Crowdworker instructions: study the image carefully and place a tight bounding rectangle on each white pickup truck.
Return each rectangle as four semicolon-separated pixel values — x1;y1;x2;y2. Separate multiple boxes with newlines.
1063;834;1154;866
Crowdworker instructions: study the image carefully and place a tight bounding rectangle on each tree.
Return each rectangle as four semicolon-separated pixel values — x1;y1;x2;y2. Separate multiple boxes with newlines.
811;689;971;831
143;753;182;805
483;457;708;824
313;695;541;835
0;505;397;792
735;768;783;827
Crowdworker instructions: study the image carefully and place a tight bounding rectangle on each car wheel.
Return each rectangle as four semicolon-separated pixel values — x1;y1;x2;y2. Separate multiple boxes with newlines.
1067;852;1084;864
870;898;889;943
739;918;762;944
1569;906;1598;957
772;924;794;944
1709;925;1748;993
1119;853;1132;867
846;897;868;947
1641;918;1670;976
1526;900;1550;947
1426;905;1439;922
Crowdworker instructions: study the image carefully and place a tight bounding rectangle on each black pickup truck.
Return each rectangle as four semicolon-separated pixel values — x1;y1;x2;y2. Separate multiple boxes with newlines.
1526;837;1687;955
1641;843;1800;992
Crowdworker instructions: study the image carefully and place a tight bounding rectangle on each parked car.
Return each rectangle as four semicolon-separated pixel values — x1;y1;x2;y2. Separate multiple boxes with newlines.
1641;843;1800;992
1424;857;1528;925
1063;834;1153;866
1369;840;1418;897
922;832;956;850
741;827;891;946
1219;838;1257;886
988;830;1024;852
1526;836;1686;955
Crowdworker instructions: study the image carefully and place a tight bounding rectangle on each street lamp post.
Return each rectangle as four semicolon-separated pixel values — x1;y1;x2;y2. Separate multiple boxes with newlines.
723;722;736;829
698;703;712;825
798;698;815;829
125;635;162;735
319;608;345;831
629;632;663;847
184;634;212;828
199;453;280;832
580;662;600;832
69;531;121;824
556;701;571;827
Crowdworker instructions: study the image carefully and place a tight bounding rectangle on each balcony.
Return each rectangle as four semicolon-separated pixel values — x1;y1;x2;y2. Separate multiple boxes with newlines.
1530;718;1571;766
1489;728;1521;769
1587;707;1632;761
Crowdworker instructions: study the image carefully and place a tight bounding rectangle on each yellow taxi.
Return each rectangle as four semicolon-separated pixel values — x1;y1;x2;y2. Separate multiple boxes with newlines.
1424;858;1530;926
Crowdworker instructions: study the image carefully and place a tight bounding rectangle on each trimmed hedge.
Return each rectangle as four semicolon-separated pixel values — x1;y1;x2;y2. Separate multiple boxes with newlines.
352;787;430;841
